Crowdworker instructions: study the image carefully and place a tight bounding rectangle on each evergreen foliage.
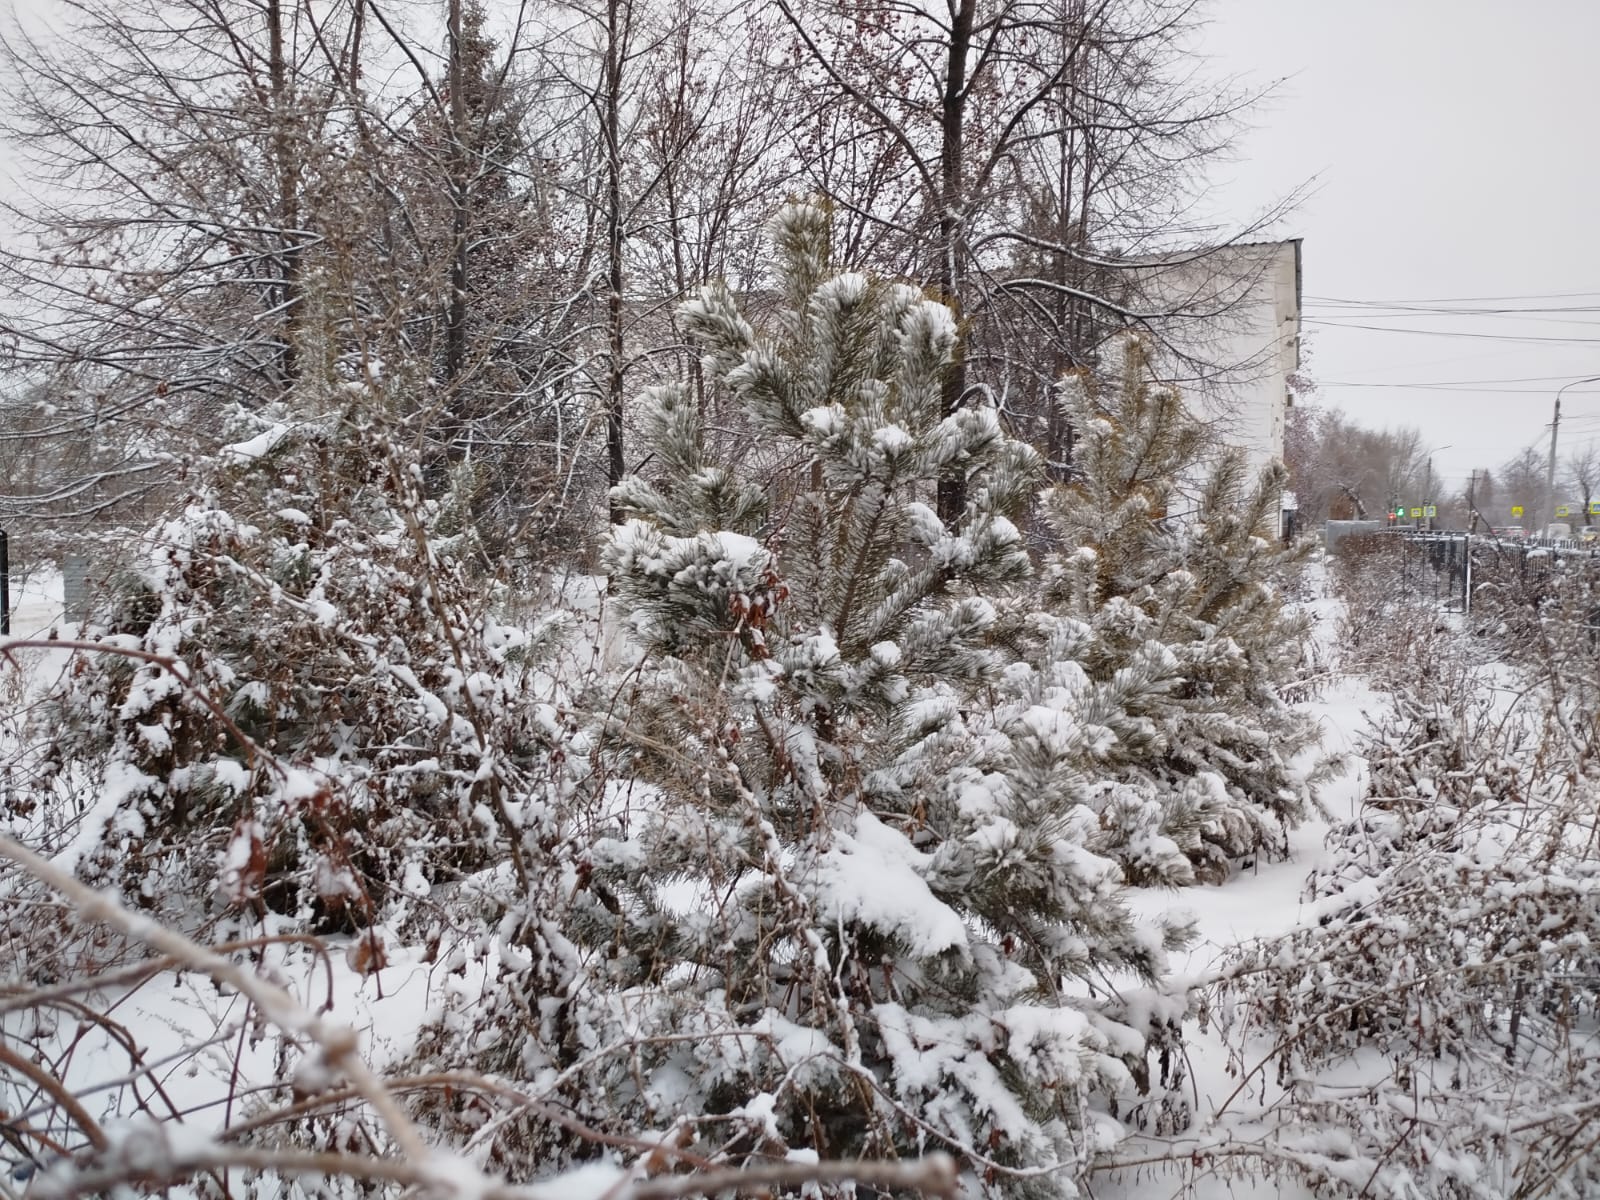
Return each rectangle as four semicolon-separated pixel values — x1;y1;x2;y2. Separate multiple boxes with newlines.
415;202;1191;1195
1035;336;1324;883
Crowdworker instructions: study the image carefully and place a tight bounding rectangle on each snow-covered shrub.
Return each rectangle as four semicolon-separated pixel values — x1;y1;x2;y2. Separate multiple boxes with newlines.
411;202;1192;1196
12;394;578;935
1467;539;1600;721
1331;531;1463;689
1035;337;1325;883
1213;639;1600;1199
1306;654;1524;902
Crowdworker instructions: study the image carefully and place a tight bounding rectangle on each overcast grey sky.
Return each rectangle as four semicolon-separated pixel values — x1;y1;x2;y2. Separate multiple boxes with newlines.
1200;0;1600;505
4;0;1597;507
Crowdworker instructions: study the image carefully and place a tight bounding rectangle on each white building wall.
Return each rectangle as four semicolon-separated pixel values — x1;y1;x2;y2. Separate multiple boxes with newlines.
1136;238;1302;529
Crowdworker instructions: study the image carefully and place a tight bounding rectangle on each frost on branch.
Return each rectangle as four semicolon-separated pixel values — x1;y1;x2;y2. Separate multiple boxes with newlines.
15;395;577;936
1214;647;1600;1199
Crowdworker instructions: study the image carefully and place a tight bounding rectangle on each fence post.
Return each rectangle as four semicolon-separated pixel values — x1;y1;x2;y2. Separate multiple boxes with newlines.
1;529;8;636
62;555;92;626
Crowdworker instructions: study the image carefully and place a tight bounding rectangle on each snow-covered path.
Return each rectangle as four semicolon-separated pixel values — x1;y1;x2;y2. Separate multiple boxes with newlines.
1097;580;1385;1199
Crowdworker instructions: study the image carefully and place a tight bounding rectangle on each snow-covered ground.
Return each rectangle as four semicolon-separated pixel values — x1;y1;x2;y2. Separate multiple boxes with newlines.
0;565;1393;1198
1086;578;1383;1199
4;563;63;639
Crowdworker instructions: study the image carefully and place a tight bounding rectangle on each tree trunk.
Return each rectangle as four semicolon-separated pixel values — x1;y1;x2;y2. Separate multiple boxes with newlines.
934;0;975;527
266;0;301;392
604;0;627;522
444;0;470;398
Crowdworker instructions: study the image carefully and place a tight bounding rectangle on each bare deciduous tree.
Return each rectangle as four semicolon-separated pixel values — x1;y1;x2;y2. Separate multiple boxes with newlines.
0;0;354;525
777;0;1294;518
1565;441;1600;528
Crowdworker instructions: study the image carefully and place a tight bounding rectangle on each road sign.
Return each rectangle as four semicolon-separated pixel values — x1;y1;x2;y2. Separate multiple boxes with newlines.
1424;505;1437;518
1410;507;1423;519
1557;504;1572;518
1589;501;1599;516
1511;505;1525;517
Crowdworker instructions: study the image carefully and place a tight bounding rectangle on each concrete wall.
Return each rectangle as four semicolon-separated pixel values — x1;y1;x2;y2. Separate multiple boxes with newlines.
1131;239;1302;536
1138;240;1302;478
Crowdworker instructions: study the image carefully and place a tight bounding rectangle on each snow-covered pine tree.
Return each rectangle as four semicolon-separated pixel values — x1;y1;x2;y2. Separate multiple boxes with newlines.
414;201;1190;1194
1036;335;1323;884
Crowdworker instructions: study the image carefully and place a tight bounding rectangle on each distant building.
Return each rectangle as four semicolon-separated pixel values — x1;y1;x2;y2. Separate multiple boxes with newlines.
1134;238;1303;533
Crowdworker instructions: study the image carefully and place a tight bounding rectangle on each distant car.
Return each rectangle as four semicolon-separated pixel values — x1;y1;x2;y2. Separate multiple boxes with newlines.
1491;526;1527;538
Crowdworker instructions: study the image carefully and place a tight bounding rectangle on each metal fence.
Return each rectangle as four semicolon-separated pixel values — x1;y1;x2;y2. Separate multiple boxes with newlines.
1398;531;1474;613
1334;526;1600;617
61;555;92;625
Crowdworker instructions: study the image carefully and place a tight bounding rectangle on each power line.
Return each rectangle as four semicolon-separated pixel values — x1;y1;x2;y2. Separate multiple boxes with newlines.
1308;290;1600;305
1305;308;1600;328
1307;301;1600;314
1307;304;1600;320
1319;380;1600;395
1303;318;1600;344
1321;374;1600;386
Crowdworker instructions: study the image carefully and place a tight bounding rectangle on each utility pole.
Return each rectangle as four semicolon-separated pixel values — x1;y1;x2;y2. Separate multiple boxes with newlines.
1546;395;1563;535
1419;443;1451;531
1425;455;1435;531
1551;378;1600;533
